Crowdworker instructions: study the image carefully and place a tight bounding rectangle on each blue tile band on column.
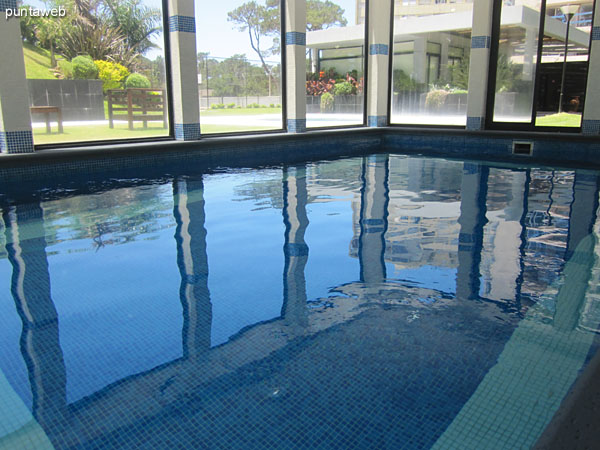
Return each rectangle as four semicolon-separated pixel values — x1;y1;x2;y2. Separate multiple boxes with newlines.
287;119;306;133
471;36;491;49
285;31;306;46
284;243;309;257
466;116;484;130
0;0;17;12
174;123;201;140
592;26;600;40
369;44;389;56
168;15;196;33
582;120;600;135
0;130;35;154
368;115;387;127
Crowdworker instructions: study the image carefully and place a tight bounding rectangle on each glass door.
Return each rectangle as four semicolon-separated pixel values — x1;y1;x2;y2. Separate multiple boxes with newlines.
487;0;593;131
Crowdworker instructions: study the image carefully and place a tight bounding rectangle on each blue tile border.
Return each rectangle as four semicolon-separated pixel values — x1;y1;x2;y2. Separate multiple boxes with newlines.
174;123;201;141
0;130;34;154
0;0;17;12
592;26;600;41
287;119;306;133
285;31;306;46
284;243;309;257
582;120;600;135
466;116;484;130
369;44;389;56
471;36;491;49
168;15;196;33
368;115;387;127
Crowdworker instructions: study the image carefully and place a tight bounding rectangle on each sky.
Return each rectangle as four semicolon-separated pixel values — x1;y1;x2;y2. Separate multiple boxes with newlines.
194;0;357;64
27;0;357;64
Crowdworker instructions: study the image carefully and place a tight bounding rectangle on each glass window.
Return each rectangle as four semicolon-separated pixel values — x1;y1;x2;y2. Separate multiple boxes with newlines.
306;0;365;128
22;0;170;145
196;0;283;134
535;0;593;128
491;1;542;123
390;0;473;126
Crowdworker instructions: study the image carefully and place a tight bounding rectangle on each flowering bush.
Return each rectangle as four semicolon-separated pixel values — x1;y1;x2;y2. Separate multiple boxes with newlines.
94;60;130;92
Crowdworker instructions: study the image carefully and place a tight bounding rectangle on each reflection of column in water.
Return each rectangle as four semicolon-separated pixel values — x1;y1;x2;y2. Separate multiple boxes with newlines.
3;203;67;429
358;154;389;285
173;178;212;359
282;166;309;329
487;171;527;303
554;171;600;331
456;162;489;301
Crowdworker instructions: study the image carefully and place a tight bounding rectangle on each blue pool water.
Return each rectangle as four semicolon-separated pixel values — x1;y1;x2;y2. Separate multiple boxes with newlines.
0;153;599;449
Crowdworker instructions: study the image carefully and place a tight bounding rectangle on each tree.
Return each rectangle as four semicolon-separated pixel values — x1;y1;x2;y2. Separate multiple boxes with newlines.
227;1;279;95
103;0;161;57
227;0;347;95
306;0;347;31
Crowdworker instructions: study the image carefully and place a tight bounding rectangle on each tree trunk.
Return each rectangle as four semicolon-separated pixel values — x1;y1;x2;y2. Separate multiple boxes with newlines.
50;43;56;68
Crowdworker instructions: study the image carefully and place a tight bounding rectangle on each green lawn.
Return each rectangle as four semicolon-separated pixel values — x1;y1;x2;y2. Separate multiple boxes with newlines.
535;113;581;128
33;122;274;145
23;43;58;80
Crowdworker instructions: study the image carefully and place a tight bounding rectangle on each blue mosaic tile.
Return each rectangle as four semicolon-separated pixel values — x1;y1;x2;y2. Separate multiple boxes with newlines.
368;115;387;127
285;31;306;46
287;119;306;133
168;15;196;33
174;123;201;141
471;36;491;49
0;130;34;154
466;116;484;130
582;120;600;135
592;26;600;41
0;0;16;11
369;44;389;56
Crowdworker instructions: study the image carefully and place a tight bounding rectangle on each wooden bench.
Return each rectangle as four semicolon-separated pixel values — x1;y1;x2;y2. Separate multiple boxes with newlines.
107;88;167;130
30;106;64;133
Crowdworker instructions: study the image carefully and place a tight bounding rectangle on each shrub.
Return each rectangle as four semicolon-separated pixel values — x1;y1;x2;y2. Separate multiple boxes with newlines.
57;60;73;79
95;60;130;92
333;81;355;96
425;89;449;111
269;103;275;108
210;103;225;109
393;69;417;92
320;92;334;112
72;55;98;79
125;73;151;89
226;103;236;109
248;103;260;108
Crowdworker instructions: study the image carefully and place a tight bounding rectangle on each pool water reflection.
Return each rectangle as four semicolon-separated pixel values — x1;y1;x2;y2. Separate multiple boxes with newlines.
0;154;598;449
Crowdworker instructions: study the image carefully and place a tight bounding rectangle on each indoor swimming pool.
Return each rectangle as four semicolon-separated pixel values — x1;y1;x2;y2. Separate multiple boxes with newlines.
0;152;599;449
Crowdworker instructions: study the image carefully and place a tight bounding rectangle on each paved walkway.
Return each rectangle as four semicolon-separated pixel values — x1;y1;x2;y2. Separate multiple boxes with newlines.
32;113;470;129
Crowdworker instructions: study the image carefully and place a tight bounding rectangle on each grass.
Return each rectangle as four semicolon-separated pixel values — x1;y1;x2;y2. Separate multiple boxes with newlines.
535;112;581;128
23;43;57;80
32;122;274;145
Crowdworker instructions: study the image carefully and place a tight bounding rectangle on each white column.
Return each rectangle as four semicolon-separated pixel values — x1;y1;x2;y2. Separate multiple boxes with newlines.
367;0;393;127
466;0;494;131
285;0;307;132
582;9;600;135
412;36;427;84
0;1;34;153
168;0;201;140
